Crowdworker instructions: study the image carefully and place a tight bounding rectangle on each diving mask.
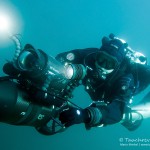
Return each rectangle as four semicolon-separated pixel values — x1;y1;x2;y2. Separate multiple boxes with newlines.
95;51;119;79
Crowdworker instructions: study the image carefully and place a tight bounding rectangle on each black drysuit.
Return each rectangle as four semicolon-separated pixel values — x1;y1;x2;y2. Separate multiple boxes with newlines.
56;48;143;125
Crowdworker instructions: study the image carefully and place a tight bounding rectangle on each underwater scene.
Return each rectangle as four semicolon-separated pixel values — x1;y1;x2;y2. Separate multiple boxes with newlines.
0;0;150;150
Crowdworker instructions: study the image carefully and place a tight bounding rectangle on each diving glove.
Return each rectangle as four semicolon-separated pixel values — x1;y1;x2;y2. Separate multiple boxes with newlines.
59;106;102;127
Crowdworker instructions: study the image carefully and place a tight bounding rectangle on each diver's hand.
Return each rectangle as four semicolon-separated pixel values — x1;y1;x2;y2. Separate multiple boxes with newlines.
59;107;89;127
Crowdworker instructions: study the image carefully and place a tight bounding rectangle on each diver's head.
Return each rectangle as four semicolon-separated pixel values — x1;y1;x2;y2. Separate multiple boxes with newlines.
95;34;128;80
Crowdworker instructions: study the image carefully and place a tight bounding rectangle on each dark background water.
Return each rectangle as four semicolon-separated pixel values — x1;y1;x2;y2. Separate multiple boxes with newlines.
0;0;150;150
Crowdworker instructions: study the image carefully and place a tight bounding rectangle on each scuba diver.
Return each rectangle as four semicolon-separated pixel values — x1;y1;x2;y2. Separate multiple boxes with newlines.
57;33;150;130
0;33;150;135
